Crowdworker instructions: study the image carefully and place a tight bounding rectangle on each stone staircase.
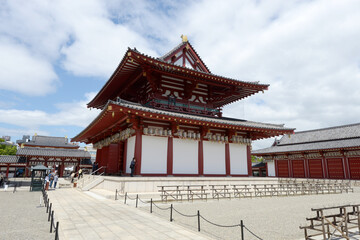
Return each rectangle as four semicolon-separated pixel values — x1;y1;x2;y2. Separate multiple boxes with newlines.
77;174;104;191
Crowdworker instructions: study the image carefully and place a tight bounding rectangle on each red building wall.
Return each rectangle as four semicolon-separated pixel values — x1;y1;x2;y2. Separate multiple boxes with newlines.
348;157;360;179
106;144;119;174
277;160;289;177
308;159;323;178
326;158;344;179
292;160;305;178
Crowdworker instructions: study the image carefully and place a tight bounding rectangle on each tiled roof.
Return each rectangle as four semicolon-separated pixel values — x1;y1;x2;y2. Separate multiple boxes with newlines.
0;155;19;163
132;48;267;88
110;99;292;131
20;135;79;148
17;147;91;158
252;162;266;168
253;123;360;154
278;123;360;145
158;41;211;73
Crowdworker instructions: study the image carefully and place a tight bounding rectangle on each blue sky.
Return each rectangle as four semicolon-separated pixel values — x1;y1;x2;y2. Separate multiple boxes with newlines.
1;0;360;149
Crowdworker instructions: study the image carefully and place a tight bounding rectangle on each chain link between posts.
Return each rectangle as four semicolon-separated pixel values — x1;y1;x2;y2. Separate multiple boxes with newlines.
115;189;264;240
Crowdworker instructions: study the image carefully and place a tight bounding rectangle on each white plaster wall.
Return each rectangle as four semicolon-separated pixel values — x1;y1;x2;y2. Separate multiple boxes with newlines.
267;161;276;176
141;135;167;174
125;136;136;174
203;141;226;174
229;143;248;175
173;138;198;174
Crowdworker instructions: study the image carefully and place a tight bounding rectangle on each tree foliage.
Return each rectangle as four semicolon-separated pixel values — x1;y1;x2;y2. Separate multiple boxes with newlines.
0;139;17;155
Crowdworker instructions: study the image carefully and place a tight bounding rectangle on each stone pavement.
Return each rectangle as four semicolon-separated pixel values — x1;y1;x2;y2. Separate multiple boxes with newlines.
47;188;213;240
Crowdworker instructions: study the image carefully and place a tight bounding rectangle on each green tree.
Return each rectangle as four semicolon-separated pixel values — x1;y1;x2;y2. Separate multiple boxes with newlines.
0;138;17;155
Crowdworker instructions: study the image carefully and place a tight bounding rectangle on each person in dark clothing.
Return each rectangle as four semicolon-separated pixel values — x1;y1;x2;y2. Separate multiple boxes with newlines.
130;158;136;177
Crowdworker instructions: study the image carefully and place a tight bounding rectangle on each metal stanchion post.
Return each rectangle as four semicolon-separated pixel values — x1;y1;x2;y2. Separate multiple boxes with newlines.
197;210;200;232
46;202;49;213
115;189;117;200
124;192;127;204
240;220;244;240
50;211;54;233
55;222;59;240
150;198;153;213
48;203;52;221
136;194;138;208
170;204;173;222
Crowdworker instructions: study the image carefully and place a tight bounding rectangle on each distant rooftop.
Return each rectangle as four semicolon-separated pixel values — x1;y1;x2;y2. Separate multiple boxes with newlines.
253;123;360;154
17;135;79;149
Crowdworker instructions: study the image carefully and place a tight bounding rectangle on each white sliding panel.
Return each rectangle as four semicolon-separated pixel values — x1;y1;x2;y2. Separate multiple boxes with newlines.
229;143;248;175
141;135;167;174
203;141;225;174
173;138;198;174
267;161;275;176
125;136;136;174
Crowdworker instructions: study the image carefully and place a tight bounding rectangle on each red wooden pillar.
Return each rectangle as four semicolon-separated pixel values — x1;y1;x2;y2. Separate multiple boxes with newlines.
198;140;204;176
225;143;230;176
60;159;65;177
25;158;30;177
96;148;102;166
44;157;48;167
6;164;10;178
288;159;293;178
246;146;252;176
275;159;279;177
322;157;327;179
343;154;350;179
122;139;128;175
265;162;268;177
167;137;173;176
134;129;142;175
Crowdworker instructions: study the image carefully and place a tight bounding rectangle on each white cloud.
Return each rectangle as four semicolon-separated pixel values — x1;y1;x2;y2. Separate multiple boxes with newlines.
0;38;58;96
0;92;100;128
1;0;360;149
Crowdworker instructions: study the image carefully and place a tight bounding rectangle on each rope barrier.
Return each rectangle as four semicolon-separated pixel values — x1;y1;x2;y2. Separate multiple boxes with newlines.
200;215;240;228
127;195;137;200
138;197;149;204
244;225;264;240
152;202;171;210
172;207;198;217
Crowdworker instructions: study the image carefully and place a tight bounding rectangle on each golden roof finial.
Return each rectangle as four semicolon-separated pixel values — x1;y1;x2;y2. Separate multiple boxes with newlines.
34;133;37;136
181;34;188;43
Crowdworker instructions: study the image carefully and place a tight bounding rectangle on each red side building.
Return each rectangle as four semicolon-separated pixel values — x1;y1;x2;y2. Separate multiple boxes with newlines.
16;135;91;177
72;38;294;176
253;123;360;179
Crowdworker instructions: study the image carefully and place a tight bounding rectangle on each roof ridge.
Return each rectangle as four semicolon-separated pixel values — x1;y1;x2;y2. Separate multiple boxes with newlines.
294;122;360;134
278;136;360;146
130;49;268;87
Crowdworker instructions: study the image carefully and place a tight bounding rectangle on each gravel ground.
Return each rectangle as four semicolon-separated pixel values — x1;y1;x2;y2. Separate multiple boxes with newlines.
139;188;360;240
0;190;55;240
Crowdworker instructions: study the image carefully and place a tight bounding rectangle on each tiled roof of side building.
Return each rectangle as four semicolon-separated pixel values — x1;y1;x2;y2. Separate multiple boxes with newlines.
110;99;293;131
277;123;360;146
0;155;19;163
252;137;360;154
17;147;91;158
22;135;79;148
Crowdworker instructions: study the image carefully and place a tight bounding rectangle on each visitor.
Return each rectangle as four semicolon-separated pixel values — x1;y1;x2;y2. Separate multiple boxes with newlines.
49;174;54;188
78;169;83;179
53;174;59;189
130;158;136;177
0;173;3;187
44;175;50;191
70;172;75;183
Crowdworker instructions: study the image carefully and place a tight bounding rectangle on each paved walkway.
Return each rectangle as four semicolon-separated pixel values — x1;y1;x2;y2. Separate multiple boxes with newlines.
48;188;212;240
